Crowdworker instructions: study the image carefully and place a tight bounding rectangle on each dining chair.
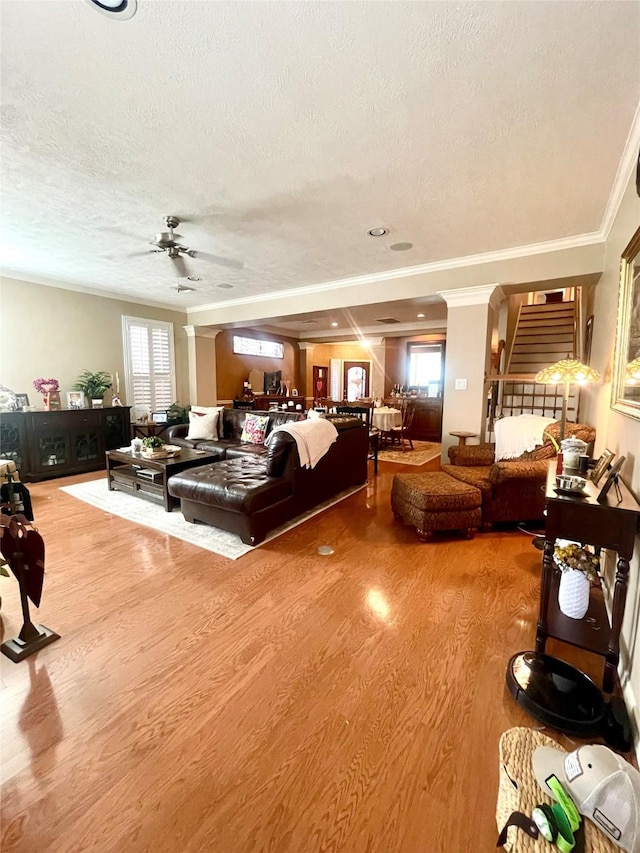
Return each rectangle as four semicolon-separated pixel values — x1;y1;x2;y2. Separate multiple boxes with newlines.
386;398;416;451
335;403;379;474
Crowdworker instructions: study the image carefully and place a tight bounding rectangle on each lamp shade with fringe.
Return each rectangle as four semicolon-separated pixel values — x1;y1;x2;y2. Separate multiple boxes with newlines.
535;358;600;440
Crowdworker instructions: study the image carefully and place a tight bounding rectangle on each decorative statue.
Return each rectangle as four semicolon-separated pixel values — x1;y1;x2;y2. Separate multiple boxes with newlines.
0;514;59;662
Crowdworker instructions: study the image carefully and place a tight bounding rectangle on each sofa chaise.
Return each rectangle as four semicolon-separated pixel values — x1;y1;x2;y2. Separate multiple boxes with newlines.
167;413;368;545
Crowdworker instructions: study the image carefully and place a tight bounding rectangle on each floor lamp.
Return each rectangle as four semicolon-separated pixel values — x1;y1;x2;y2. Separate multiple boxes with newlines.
535;358;600;440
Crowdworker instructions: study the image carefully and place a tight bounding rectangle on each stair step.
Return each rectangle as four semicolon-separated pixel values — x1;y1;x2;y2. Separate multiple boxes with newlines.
520;302;574;313
519;318;575;329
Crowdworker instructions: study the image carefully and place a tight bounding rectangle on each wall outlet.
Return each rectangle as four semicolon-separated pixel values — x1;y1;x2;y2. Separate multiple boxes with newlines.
455;378;468;390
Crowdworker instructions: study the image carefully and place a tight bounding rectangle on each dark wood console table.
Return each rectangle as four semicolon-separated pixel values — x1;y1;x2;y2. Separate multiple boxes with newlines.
536;462;640;692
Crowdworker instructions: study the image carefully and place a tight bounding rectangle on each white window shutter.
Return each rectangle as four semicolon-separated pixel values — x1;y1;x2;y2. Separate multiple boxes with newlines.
122;316;176;416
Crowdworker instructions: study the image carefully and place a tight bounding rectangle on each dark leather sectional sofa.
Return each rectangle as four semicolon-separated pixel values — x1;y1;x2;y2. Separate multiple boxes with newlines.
166;408;368;545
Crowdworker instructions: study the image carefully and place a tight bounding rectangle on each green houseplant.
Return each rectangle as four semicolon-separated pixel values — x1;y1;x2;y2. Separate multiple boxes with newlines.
73;370;112;407
141;435;164;450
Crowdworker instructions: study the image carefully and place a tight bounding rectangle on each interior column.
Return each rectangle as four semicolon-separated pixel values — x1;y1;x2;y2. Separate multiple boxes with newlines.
437;285;503;462
182;325;223;405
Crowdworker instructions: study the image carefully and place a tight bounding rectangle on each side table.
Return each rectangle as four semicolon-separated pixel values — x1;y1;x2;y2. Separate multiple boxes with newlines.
449;431;477;446
536;462;640;692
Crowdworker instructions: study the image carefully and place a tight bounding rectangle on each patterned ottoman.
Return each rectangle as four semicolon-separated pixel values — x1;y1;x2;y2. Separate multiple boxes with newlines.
391;471;482;540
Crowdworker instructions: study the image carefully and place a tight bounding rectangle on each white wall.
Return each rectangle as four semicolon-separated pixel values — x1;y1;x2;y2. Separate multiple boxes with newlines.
0;276;190;409
581;173;640;737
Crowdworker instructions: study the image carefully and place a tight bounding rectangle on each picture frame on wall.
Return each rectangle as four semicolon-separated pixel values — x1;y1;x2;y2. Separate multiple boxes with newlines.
66;391;85;410
590;448;615;485
597;456;626;504
14;393;30;411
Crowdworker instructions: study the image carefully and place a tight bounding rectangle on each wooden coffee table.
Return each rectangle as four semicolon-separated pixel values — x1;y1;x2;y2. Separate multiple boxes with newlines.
106;447;219;511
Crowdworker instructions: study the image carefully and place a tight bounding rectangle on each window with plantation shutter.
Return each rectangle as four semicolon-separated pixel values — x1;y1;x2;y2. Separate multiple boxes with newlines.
122;316;176;417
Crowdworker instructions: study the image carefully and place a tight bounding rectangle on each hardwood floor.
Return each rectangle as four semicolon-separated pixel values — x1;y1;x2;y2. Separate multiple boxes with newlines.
0;460;605;852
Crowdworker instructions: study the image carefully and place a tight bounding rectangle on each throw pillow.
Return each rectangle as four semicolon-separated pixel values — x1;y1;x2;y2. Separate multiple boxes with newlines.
240;413;270;445
187;410;218;441
191;405;225;438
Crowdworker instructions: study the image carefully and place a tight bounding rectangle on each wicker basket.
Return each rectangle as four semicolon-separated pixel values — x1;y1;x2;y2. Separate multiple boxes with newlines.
496;727;618;852
140;445;181;460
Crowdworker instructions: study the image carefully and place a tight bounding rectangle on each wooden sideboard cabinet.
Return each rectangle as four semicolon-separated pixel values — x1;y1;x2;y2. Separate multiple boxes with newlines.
0;407;131;482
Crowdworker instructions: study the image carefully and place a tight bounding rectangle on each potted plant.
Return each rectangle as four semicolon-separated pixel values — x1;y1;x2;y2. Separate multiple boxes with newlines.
73;371;112;408
554;541;599;619
141;435;166;458
166;402;190;425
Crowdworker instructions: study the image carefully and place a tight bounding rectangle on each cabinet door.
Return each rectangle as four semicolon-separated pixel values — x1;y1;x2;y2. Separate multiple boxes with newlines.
0;413;28;470
32;429;72;475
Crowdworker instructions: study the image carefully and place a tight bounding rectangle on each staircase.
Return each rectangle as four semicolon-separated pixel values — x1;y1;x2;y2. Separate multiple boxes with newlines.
508;301;576;374
496;300;579;424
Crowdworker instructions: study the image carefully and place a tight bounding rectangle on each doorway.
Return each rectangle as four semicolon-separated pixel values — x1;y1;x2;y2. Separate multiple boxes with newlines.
343;361;370;401
312;366;329;401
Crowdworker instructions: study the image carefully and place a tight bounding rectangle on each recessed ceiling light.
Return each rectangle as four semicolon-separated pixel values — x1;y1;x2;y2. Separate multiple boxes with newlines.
217;283;234;289
390;242;413;251
186;276;202;282
367;227;387;237
331;322;339;327
417;313;425;318
86;0;137;19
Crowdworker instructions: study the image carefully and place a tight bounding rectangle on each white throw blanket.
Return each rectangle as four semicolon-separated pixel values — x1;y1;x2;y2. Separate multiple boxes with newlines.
266;418;338;469
494;414;556;461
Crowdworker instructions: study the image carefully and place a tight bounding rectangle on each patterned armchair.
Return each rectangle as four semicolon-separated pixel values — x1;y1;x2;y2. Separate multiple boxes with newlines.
442;421;596;527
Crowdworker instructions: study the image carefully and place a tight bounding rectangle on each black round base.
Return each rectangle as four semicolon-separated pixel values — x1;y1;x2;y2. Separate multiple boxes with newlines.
506;651;606;737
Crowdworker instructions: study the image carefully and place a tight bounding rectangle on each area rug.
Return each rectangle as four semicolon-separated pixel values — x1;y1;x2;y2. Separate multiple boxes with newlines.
60;479;365;560
378;440;441;466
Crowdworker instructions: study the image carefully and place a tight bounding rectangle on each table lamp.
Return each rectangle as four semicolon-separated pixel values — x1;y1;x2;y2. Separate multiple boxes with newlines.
535;358;600;440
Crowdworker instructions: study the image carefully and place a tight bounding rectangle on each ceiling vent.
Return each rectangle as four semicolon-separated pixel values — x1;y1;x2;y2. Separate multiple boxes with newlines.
301;319;318;325
376;317;401;324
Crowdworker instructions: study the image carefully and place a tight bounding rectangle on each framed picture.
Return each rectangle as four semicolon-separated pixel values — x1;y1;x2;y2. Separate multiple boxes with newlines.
291;388;299;397
152;411;168;424
66;391;85;410
590;448;615;485
15;393;29;411
597;456;626;504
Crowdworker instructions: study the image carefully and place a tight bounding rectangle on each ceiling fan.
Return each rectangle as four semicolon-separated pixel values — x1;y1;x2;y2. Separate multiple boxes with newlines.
127;215;243;278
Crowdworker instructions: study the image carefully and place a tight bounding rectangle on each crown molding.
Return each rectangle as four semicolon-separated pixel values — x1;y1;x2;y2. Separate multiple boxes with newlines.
187;233;603;318
0;268;187;313
600;99;640;240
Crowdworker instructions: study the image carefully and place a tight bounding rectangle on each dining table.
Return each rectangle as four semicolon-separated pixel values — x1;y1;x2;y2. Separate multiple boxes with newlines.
372;406;402;432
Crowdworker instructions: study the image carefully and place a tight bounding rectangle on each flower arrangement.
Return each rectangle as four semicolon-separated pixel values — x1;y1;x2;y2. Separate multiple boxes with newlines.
32;378;59;396
554;542;599;580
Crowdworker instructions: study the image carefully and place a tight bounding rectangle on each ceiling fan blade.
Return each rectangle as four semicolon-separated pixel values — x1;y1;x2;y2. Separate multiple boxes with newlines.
170;254;189;278
124;250;158;259
192;250;244;271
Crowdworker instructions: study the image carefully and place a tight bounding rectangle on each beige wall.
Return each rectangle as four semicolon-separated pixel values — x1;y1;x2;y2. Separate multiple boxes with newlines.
580;173;640;739
0;276;190;409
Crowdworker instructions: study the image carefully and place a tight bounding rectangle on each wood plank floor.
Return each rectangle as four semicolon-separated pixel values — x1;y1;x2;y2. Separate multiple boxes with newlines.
0;460;607;852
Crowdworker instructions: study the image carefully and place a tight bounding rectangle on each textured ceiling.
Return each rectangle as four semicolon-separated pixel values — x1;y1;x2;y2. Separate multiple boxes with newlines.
1;0;638;313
